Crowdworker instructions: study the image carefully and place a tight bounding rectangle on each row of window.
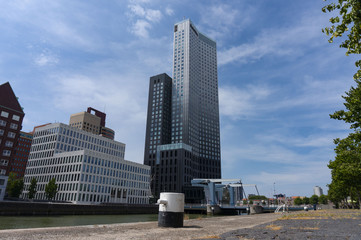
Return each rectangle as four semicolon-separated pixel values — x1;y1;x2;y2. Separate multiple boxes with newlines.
0;120;18;129
1;111;20;121
0;130;16;138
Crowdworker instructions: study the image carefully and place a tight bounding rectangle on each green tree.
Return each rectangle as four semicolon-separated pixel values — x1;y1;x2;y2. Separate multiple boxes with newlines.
319;195;328;205
294;197;303;206
310;195;319;205
303;197;310;205
328;133;361;207
28;178;37;200
248;195;268;200
6;172;24;198
323;0;361;209
45;178;58;201
322;0;361;80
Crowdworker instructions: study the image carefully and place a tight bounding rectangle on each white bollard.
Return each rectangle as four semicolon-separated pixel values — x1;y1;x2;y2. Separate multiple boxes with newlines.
157;192;184;228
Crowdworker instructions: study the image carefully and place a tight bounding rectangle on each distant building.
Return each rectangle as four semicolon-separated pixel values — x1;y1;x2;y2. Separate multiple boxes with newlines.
144;19;221;200
69;107;115;140
23;121;150;204
0;82;24;176
313;186;323;197
9;131;33;178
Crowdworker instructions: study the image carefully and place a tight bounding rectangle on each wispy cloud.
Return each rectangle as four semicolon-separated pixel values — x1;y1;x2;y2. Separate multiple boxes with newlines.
219;84;272;120
200;3;256;41
131;19;152;38
165;7;174;16
34;50;59;66
127;2;163;38
219;74;351;121
218;13;326;65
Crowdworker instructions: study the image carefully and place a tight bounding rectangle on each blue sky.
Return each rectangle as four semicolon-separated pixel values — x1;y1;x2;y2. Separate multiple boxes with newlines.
0;0;357;197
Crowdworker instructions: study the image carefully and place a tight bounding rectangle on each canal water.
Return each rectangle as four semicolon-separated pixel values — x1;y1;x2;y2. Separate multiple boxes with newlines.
0;214;208;230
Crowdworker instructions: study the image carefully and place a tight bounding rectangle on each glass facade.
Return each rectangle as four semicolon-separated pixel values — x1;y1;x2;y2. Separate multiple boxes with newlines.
144;19;221;199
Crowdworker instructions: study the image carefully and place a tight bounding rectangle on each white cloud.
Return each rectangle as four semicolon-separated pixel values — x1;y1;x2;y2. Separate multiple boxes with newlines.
34;52;59;66
219;74;352;121
200;3;255;41
129;4;146;17
165;7;174;16
127;3;163;38
218;13;326;66
131;19;151;38
219;85;272;120
144;9;162;23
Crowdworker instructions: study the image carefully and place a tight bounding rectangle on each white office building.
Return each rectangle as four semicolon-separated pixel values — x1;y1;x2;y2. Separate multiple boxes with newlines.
23;123;151;204
313;186;323;197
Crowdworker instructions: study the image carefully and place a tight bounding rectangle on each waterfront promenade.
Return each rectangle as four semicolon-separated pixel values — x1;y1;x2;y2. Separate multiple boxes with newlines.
0;213;278;240
1;210;360;239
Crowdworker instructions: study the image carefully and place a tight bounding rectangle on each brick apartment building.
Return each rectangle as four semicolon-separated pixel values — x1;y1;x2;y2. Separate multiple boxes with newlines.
0;82;24;176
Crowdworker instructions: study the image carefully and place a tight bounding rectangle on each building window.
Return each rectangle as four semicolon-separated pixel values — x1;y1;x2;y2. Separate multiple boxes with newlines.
2;150;11;156
12;115;20;121
1;111;9;118
0;129;4;136
0;120;6;127
7;132;16;138
5;141;13;147
10;123;18;130
0;159;8;166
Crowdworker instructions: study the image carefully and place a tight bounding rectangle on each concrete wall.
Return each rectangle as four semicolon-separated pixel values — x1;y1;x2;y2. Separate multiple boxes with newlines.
0;202;158;216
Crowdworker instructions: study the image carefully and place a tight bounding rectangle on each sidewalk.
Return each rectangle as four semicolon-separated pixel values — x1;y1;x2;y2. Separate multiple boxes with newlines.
0;213;279;240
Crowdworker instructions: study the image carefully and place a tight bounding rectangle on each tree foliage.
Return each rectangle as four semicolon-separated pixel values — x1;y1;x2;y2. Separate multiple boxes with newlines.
6;172;24;198
323;0;361;209
310;195;319;205
319;195;328;204
28;178;37;200
303;197;310;205
322;0;361;80
294;197;303;206
248;195;268;200
45;178;58;201
328;133;361;207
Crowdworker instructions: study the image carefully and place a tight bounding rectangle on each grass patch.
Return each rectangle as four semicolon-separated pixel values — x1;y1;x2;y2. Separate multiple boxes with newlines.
196;236;220;239
266;224;282;231
279;209;361;220
290;227;320;230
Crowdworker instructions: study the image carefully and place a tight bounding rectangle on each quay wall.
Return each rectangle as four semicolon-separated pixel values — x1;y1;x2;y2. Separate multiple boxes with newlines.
0;201;158;216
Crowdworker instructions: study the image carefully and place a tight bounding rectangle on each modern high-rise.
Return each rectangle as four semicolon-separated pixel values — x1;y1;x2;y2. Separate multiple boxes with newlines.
144;19;221;201
313;186;324;197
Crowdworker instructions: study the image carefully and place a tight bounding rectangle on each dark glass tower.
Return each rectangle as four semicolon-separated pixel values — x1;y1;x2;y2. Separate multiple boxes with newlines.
144;20;221;201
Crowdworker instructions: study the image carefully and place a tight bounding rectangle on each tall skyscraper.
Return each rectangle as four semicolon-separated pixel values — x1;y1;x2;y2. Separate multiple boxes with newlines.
144;19;221;201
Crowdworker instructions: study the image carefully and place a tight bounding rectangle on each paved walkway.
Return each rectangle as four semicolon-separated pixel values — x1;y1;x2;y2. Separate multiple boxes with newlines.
0;213;280;240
